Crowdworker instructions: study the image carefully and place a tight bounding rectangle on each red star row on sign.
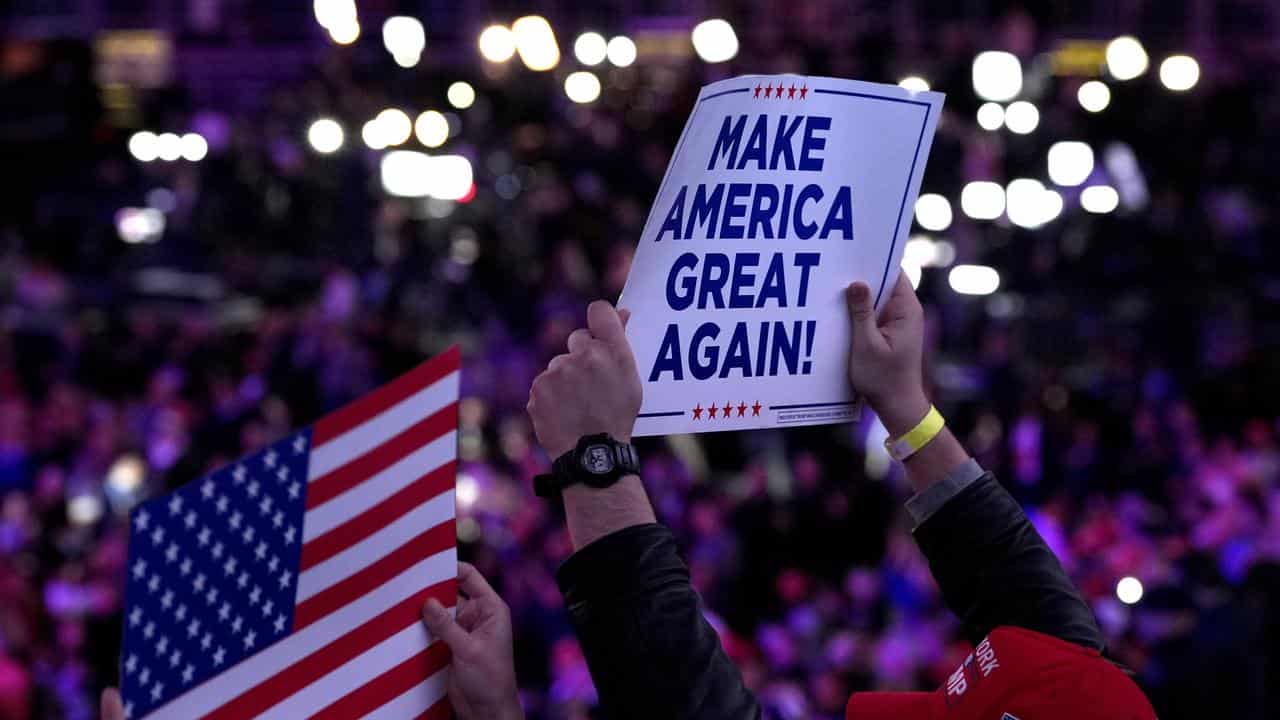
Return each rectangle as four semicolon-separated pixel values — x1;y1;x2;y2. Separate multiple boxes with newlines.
753;83;808;100
691;401;763;420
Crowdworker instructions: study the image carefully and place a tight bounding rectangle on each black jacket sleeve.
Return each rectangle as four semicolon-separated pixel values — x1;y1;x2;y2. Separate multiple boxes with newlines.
912;473;1105;650
556;523;763;720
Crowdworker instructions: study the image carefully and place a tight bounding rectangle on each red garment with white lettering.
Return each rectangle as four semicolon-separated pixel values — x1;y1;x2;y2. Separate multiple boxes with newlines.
846;626;1156;720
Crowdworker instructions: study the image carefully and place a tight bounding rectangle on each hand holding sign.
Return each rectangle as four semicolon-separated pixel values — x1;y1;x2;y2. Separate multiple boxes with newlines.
846;275;930;437
527;301;642;458
619;75;943;435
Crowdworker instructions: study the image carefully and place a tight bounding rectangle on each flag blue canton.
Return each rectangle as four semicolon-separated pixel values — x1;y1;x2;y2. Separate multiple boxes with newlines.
119;430;312;719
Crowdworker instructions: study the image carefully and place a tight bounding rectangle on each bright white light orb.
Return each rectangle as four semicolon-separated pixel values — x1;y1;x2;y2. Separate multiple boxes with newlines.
574;32;608;66
898;76;930;93
179;132;208;161
68;494;103;526
1006;179;1062;228
1106;36;1148;81
391;52;420;68
1004;101;1039;134
1080;185;1119;214
606;35;637;67
960;181;1005;220
457;474;480;509
1159;55;1200;91
414;110;449;148
914;193;953;231
307;118;344;153
115;207;165;244
1078;80;1111;112
1116;576;1144;605
906;237;936;267
362;119;386;150
949;265;1001;295
565;71;602;104
972;51;1022;102
381;151;473;200
381;150;432;197
328;21;360;45
313;0;356;30
107;454;145;493
447;81;476;109
128;131;159;162
478;24;516;63
1047;141;1095;186
691;19;739;63
382;16;425;58
976;102;1005;131
156;132;182;161
376;108;412;146
424;155;474;200
512;15;559;71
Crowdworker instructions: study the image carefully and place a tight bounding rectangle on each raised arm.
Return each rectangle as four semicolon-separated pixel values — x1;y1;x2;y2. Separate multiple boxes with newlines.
846;276;1104;650
527;301;762;720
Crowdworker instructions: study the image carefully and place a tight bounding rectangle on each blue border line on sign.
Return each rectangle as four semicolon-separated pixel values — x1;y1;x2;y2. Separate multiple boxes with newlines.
812;88;931;307
701;87;751;101
636;82;932;421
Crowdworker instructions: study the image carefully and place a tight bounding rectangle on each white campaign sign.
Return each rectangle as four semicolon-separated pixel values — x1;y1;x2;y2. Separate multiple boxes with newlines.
619;75;943;436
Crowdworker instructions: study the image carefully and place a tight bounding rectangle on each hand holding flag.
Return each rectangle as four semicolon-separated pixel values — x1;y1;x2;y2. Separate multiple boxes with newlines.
118;348;461;719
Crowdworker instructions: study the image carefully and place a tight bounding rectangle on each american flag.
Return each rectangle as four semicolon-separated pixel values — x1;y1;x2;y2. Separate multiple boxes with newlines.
119;347;460;719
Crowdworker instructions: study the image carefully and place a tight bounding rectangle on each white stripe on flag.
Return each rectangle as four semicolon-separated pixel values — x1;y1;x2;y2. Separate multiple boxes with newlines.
362;669;449;720
296;491;455;603
303;431;457;542
308;371;459;481
147;548;456;719
255;623;437;720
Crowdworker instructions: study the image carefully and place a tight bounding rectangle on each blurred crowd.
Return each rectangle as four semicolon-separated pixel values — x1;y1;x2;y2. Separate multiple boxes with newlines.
2;3;1280;719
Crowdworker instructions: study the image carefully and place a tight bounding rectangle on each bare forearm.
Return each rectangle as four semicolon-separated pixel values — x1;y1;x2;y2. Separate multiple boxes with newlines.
562;475;657;551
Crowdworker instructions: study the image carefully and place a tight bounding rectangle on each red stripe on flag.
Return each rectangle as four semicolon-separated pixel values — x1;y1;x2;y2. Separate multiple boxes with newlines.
306;402;458;510
301;461;456;571
313;346;461;445
415;699;454;720
295;521;457;630
309;639;451;720
201;578;456;720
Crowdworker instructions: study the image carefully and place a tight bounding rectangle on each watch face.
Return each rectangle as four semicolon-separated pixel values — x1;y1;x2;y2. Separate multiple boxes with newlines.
582;445;615;474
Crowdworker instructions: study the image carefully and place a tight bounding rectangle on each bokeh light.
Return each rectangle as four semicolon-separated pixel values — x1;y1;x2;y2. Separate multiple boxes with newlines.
478;24;516;63
307;118;344;153
606;35;637;67
1077;80;1111;112
1106;36;1149;81
1159;55;1200;91
447;81;476;109
1004;101;1039;134
976;102;1005;131
564;71;602;104
415;110;449;148
574;32;608;66
512;15;559;71
913;193;952;231
691;19;739;63
960;181;1005;220
949;265;1001;295
972;51;1022;102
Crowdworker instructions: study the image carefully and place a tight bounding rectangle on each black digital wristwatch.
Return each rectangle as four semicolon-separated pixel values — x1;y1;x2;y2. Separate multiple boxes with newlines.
533;433;640;499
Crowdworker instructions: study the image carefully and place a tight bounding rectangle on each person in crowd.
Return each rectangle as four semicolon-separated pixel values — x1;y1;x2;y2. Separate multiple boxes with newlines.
501;274;1160;718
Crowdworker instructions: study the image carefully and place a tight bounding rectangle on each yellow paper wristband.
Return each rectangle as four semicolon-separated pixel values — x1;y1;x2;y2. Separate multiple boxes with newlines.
884;405;944;461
